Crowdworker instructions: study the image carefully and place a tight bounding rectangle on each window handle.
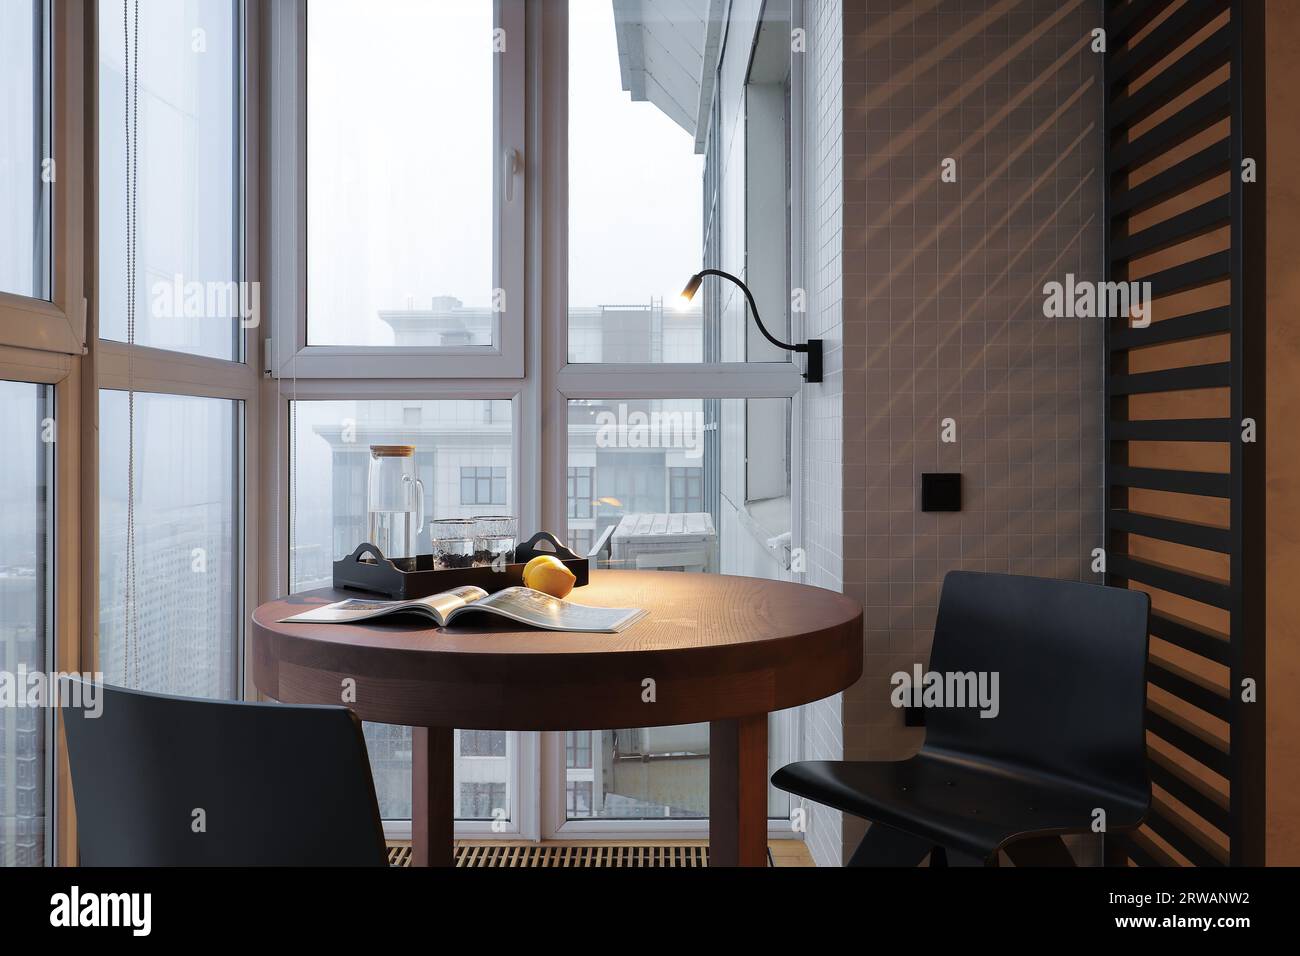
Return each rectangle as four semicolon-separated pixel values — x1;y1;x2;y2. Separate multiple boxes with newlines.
503;147;520;203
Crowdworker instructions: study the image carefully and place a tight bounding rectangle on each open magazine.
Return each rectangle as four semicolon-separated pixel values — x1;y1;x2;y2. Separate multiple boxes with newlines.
279;585;646;634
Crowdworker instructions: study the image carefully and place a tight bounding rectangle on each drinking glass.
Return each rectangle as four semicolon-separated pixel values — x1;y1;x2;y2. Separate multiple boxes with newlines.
429;518;477;570
473;515;518;567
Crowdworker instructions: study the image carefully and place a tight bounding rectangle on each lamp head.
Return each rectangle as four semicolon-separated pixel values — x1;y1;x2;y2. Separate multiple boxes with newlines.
678;273;703;307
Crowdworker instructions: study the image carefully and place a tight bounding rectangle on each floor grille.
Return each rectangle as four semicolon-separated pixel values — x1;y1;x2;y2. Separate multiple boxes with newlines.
386;842;777;867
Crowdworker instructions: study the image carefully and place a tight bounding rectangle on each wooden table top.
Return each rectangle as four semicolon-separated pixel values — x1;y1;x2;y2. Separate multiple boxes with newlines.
251;570;863;730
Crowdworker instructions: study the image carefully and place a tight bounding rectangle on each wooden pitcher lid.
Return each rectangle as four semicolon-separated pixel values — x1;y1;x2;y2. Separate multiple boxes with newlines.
370;444;415;457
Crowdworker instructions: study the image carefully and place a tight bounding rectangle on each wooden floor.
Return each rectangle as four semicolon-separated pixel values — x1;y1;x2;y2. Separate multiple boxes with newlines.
386;839;815;868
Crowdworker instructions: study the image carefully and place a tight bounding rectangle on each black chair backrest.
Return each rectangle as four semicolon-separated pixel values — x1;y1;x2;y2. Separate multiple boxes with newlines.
60;679;388;866
924;571;1150;803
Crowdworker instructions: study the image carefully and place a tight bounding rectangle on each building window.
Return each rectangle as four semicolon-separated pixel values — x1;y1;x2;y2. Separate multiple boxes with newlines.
567;528;594;559
460;730;506;758
567;466;594;518
460;466;507;506
669;467;703;513
567;781;594;817
460;782;507;820
565;731;592;769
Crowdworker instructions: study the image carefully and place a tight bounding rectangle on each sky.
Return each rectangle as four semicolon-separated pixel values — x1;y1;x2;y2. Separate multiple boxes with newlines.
308;0;705;345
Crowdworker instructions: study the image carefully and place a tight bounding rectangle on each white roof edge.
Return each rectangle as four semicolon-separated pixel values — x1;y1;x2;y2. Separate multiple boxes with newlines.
692;0;727;154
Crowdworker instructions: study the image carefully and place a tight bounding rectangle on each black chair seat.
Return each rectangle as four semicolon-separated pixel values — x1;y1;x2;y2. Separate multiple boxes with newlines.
774;750;1148;862
772;572;1152;866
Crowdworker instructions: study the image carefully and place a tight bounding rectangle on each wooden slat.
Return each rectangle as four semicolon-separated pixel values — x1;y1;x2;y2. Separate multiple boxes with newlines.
1109;140;1230;218
1110;0;1178;48
1149;759;1231;833
1148;656;1232;720
1108;82;1231;176
1108;417;1234;442
1108;0;1230;89
1123;827;1183;867
1109;509;1231;552
1108;464;1231;497
1109;306;1231;351
1110;553;1233;609
1108;361;1230;396
1108;26;1232;132
1110;196;1231;262
1146;701;1231;777
1146;804;1227;867
1144;252;1231;299
1150;610;1232;665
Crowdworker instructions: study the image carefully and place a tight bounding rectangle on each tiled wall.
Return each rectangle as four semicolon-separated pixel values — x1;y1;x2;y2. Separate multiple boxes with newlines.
831;0;1105;862
798;0;847;870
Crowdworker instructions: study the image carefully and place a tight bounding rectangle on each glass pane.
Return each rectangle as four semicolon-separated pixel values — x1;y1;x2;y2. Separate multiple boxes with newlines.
99;391;240;699
567;398;795;819
0;0;50;299
307;0;495;347
98;0;240;360
568;2;791;363
289;400;514;820
0;381;52;866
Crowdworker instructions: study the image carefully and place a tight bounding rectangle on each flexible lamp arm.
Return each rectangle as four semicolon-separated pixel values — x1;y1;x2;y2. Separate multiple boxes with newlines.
680;269;823;383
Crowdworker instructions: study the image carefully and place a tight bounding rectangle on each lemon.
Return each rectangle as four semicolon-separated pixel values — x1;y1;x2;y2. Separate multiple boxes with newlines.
522;555;576;598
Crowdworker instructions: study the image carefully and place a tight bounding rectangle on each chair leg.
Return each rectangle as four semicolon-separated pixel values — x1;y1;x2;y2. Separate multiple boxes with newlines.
1002;834;1077;867
847;822;934;867
930;845;988;867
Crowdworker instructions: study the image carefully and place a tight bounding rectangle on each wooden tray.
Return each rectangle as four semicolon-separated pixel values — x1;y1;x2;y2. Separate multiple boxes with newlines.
332;531;589;599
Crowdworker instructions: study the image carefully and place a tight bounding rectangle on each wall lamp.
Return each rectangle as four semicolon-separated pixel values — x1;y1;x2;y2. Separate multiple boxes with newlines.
678;269;823;383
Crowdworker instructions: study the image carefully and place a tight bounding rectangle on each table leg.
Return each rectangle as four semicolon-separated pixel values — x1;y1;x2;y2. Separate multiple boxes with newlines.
411;726;454;867
709;714;769;867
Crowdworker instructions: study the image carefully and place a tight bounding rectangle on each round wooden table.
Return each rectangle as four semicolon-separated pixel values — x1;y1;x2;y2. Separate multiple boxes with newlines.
251;569;863;867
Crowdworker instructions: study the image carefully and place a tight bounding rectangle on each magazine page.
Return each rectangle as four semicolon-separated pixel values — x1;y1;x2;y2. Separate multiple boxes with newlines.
280;586;488;625
453;587;647;633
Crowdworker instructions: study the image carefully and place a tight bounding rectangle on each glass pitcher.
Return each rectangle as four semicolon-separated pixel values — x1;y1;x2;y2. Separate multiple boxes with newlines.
366;445;424;560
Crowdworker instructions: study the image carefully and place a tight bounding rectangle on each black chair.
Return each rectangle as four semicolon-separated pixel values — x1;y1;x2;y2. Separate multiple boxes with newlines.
772;571;1151;866
60;679;388;866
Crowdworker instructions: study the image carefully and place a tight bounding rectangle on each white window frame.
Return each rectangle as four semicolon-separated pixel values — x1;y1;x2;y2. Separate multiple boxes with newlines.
261;379;540;842
0;0;87;356
258;0;809;845
0;0;87;868
532;0;806;842
263;0;526;380
91;0;260;703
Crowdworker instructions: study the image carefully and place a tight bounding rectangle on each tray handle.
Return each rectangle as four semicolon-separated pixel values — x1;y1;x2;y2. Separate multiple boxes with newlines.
514;531;580;563
343;541;396;567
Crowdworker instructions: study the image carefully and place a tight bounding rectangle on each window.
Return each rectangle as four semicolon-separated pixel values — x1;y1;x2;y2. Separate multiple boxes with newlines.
289;399;514;822
567;3;705;364
565;731;592;769
567;528;593;559
461;731;506;758
460;782;507;821
669;467;703;513
0;381;52;867
98;0;241;361
308;0;491;347
98;391;241;699
566;781;593;817
288;0;525;377
567;466;593;518
460;465;508;507
0;0;50;300
566;398;795;819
